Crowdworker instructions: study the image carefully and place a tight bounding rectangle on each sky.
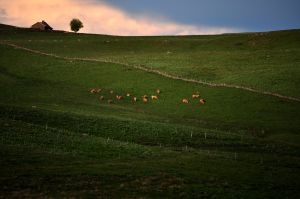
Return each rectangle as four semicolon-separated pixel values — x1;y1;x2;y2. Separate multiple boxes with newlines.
0;0;299;36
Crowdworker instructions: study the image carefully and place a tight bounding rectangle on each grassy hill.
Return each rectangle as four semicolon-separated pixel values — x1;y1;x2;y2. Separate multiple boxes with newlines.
0;24;300;198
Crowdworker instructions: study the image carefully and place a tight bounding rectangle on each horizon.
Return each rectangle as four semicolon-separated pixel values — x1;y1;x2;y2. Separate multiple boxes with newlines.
2;22;299;37
0;0;299;36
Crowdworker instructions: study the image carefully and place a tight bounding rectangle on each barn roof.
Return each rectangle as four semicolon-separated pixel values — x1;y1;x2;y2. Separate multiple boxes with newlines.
31;20;53;31
41;20;53;30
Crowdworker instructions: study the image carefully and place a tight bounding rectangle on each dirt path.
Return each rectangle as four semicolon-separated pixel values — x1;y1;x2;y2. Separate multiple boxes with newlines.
1;41;300;102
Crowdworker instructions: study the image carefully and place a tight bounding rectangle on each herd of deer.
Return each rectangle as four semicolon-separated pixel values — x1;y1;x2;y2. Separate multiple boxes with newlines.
89;88;206;105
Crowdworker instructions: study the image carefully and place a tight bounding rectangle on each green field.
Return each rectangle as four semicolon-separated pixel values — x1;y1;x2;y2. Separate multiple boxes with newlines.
1;24;300;198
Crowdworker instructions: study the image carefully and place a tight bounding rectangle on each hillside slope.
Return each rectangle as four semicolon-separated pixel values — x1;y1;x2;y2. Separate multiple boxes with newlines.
1;25;300;97
0;25;300;198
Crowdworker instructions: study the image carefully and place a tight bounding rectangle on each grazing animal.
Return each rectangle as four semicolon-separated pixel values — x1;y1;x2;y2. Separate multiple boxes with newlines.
99;96;104;100
116;95;123;100
199;99;206;104
96;88;102;93
90;88;96;93
156;89;161;94
151;95;158;100
126;93;131;97
108;99;113;104
142;95;148;102
133;97;138;102
192;94;200;99
182;99;189;104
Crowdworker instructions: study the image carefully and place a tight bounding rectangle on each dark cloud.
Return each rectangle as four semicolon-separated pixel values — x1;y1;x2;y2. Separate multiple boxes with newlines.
102;0;300;32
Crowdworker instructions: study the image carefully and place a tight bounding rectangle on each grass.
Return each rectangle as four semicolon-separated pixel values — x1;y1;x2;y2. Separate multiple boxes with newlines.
0;24;300;198
1;25;300;97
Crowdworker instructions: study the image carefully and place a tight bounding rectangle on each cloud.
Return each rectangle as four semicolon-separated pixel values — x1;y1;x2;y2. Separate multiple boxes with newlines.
0;0;241;35
0;8;7;21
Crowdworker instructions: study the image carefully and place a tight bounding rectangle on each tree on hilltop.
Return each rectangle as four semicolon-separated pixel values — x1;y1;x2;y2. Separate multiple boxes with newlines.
70;18;83;33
